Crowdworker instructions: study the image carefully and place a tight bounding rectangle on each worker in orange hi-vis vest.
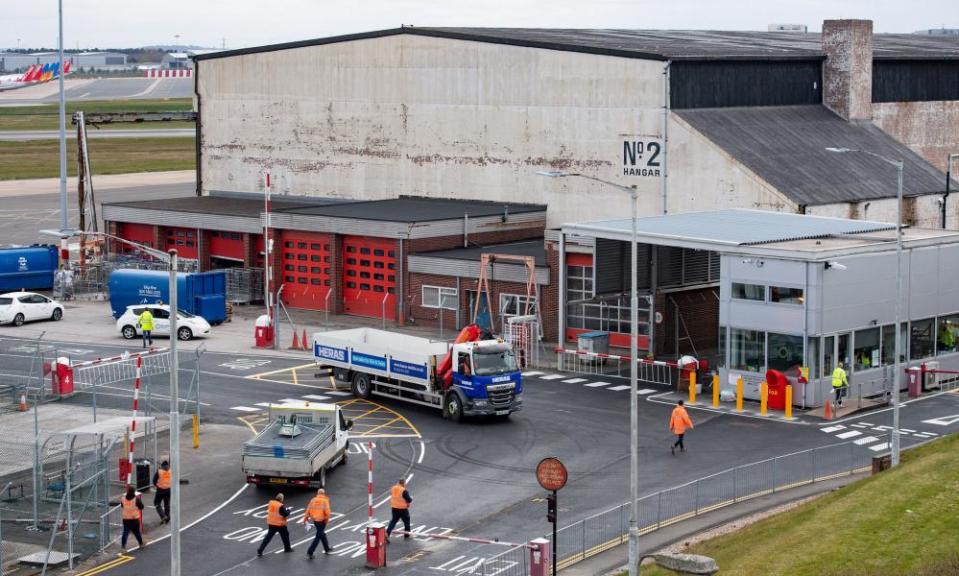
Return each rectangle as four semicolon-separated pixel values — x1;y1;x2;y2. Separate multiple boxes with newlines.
669;400;695;455
120;486;145;552
152;460;172;523
385;478;413;542
303;488;332;558
256;493;293;557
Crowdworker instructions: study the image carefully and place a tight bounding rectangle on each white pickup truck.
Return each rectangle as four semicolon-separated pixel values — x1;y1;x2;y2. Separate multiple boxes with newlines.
241;402;352;489
313;327;523;421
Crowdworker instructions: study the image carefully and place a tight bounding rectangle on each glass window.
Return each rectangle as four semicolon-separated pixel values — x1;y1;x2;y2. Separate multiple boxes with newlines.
373;249;384;257
769;286;804;305
285;264;294;271
388;263;396;270
374;286;384;293
284;253;293;260
297;254;307;261
297;242;307;249
297;265;307;272
346;246;356;253
347;270;356;277
730;328;764;372
346;281;356;289
823;335;835;375
360;260;371;267
731;283;764;301
422;286;457;310
500;294;537;318
311;267;321;274
838;333;850;368
808;337;819;379
297;278;307;284
718;325;727;368
311;255;321;262
360;271;370;279
388;251;395;258
853;327;880;370
311;243;321;250
881;324;907;366
373;261;384;269
388;287;396;294
360;283;371;291
347;258;356;265
374;273;384;281
285;275;295;282
911;318;936;360
310;279;321;286
360;247;371;255
767;333;803;374
937;314;959;355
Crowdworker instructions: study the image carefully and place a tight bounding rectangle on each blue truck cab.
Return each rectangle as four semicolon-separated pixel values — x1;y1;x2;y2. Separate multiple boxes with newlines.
449;341;523;418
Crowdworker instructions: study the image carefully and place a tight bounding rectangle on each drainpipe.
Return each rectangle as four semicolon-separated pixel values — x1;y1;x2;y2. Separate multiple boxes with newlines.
661;60;672;215
463;213;469;248
194;59;202;196
944;153;958;229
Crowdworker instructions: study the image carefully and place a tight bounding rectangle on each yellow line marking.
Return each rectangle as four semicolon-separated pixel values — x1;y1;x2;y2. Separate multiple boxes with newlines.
250;362;317;378
353;405;384;419
356;416;402;436
292;367;299;386
75;554;134;576
336;398;363;408
237;416;258;435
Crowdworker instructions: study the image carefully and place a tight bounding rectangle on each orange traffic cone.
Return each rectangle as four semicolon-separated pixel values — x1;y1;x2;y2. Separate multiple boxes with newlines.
301;329;310;351
824;398;833;420
290;331;301;350
18;392;27;412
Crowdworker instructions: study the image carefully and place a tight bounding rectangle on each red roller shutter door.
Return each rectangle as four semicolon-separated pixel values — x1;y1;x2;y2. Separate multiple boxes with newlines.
280;232;332;310
209;231;245;262
343;236;396;320
118;223;154;251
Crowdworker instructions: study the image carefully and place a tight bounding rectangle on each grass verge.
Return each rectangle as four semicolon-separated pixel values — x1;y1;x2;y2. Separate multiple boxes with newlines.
639;433;959;576
0;98;194;131
0;137;195;180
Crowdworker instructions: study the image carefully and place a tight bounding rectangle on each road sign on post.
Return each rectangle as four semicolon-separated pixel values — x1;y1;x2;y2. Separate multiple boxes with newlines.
536;457;567;576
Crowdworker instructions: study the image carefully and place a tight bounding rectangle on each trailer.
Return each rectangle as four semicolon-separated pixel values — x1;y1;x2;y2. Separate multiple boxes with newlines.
241;402;352;489
313;327;523;421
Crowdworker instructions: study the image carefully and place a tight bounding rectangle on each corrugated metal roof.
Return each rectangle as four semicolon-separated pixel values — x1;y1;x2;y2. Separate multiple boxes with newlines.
194;27;959;63
565;209;895;247
278;197;546;223
675;106;950;205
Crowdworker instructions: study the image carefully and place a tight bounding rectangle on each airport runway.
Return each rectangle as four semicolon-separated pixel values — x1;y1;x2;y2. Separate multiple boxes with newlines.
0;128;195;141
0;77;192;105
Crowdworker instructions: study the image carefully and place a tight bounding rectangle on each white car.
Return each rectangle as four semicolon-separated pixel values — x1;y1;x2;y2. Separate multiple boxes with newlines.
0;292;64;326
116;304;211;341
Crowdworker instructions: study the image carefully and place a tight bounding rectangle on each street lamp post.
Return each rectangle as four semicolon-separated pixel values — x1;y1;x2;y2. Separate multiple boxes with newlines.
41;229;182;572
825;147;904;466
57;0;67;232
537;171;642;576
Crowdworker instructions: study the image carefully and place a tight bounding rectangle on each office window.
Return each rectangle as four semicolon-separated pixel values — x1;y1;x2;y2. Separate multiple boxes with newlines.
808;336;819;379
911;318;935;360
731;283;764;301
853;327;880;370
422;286;457;310
769;286;804;305
937;314;959;355
838;333;850;368
500;294;537;318
767;332;803;373
881;323;908;365
730;328;764;372
823;335;835;375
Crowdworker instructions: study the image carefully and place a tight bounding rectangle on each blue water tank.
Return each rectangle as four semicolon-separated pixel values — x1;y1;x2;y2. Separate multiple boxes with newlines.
0;246;59;292
108;269;227;323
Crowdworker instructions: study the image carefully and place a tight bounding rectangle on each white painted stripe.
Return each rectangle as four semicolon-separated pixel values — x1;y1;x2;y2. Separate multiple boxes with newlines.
585;381;612;388
607;385;632;391
539;374;566;380
821;425;845;433
325;391;352;396
522;371;544;377
869;442;890;452
230;406;259;412
873;425;893;431
853;436;879;445
302;394;331;401
638;389;656;395
279;398;301;404
836;430;862;439
858;422;875;426
850;423;870;428
900;428;916;433
562;378;588;384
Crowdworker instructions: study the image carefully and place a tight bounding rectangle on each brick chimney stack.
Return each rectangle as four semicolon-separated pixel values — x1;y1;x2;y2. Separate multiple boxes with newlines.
822;19;873;122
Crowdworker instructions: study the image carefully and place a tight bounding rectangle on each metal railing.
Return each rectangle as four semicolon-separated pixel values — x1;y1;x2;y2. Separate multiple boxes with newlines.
482;437;882;575
554;348;680;387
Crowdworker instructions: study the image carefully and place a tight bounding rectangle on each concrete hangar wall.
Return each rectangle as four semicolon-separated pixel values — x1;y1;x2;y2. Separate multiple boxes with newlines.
195;32;787;227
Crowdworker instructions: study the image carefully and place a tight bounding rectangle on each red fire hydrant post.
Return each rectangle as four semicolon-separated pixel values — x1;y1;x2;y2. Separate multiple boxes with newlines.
528;538;551;576
365;522;387;568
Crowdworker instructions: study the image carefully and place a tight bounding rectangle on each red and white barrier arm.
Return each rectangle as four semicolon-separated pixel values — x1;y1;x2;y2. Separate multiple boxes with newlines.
127;356;142;487
367;441;374;526
388;530;534;548
554;347;680;367
71;347;169;369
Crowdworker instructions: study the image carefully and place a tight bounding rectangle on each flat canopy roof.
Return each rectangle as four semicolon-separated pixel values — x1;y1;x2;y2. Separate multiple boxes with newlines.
564;209;959;260
104;193;345;218
278;196;545;223
418;240;546;266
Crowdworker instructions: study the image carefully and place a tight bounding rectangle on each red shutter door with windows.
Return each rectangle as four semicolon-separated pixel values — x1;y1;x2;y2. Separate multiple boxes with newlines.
164;227;198;259
342;236;396;320
209;230;245;262
117;223;154;251
279;232;332;310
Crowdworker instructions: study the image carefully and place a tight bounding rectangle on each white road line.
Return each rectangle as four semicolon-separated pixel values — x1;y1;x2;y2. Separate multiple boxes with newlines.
584;381;612;388
539;374;566;380
836;430;862;439
279;398;301;404
854;436;879;445
821;425;845;433
608;385;632;391
858;422;875;426
638;389;657;395
230;406;259;412
562;378;588;384
851;423;870;428
302;394;331;401
417;440;425;465
325;390;352;396
900;428;916;433
869;442;890;452
522;371;544;377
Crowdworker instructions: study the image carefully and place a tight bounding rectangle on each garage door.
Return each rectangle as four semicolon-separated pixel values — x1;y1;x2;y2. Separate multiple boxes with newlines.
209;230;245;263
343;236;396;320
280;232;331;310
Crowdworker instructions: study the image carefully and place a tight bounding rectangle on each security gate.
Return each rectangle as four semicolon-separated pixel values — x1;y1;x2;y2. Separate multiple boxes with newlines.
342;236;396;320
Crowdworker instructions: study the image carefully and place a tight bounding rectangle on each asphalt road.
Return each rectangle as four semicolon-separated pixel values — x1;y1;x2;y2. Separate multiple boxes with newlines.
0;78;193;106
0;129;194;141
4;332;955;576
0;180;196;246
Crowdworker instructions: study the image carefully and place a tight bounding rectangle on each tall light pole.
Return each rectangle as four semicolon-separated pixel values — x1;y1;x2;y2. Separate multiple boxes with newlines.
825;147;904;466
537;171;642;575
41;230;182;571
57;0;67;232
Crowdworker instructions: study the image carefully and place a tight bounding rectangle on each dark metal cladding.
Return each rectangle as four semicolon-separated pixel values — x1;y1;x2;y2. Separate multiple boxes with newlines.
873;60;959;103
670;61;823;109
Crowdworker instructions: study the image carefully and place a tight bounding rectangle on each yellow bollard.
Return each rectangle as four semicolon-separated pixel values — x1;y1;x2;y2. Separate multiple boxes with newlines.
192;414;199;449
712;374;720;407
785;385;793;420
760;381;768;416
688;372;697;404
736;377;744;412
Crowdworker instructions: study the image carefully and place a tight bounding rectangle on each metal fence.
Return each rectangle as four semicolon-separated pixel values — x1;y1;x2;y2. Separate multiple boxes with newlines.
482;437;881;576
224;267;264;304
553;348;680;388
